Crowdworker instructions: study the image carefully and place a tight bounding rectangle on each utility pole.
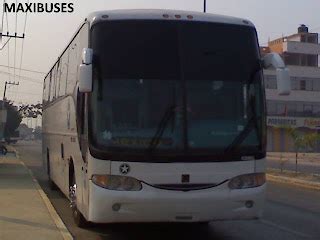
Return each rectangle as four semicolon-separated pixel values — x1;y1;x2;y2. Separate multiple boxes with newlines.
0;81;18;143
204;0;207;13
0;33;24;50
3;81;19;100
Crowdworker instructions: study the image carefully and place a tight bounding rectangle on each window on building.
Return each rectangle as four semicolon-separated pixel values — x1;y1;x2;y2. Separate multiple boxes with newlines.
284;53;300;66
313;105;320;117
291;77;299;90
265;75;277;89
300;80;306;90
267;101;277;115
276;104;286;116
307;55;318;67
306;79;313;91
287;103;297;117
301;55;308;66
303;104;313;116
296;103;304;117
313;79;320;91
307;35;318;44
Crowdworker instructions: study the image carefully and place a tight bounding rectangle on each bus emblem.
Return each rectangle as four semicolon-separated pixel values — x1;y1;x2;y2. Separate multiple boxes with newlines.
119;164;130;175
181;174;190;183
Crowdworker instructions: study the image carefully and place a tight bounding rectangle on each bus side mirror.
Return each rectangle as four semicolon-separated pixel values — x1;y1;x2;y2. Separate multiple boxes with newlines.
79;64;92;93
79;48;93;93
263;53;291;96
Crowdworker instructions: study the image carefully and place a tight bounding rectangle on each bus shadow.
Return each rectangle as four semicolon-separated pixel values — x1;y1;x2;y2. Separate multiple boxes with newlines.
90;222;224;240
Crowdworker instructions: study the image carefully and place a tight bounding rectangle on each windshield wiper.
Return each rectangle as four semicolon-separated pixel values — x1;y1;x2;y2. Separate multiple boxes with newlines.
224;63;262;154
224;114;260;154
147;104;176;154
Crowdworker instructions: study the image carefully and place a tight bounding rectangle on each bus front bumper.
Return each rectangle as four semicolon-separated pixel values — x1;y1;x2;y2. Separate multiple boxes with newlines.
88;181;266;223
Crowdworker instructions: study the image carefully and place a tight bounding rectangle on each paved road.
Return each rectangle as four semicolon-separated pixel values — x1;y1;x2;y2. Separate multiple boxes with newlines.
267;158;320;175
13;141;320;240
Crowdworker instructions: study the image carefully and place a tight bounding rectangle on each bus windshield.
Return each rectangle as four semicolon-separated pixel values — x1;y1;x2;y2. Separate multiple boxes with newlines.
90;20;265;160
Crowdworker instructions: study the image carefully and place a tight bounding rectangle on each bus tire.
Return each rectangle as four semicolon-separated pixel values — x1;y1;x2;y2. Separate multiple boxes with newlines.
70;172;90;228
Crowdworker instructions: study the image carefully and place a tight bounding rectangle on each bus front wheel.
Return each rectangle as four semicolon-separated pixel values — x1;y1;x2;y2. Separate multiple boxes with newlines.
70;173;90;228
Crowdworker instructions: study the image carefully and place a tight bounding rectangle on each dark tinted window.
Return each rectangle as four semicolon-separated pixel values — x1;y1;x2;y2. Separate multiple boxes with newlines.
90;20;263;158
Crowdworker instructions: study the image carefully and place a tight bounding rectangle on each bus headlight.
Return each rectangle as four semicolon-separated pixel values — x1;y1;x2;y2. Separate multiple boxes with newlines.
228;173;266;189
91;175;142;191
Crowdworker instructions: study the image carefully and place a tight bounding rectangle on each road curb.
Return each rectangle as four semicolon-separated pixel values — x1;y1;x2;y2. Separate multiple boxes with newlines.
267;174;320;191
15;148;74;240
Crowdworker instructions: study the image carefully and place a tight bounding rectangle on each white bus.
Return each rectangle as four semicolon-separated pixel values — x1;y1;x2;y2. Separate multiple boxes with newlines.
42;10;290;227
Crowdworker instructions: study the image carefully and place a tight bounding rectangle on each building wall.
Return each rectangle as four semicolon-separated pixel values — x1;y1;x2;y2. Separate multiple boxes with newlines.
262;26;320;152
283;41;320;55
268;38;284;54
287;34;301;42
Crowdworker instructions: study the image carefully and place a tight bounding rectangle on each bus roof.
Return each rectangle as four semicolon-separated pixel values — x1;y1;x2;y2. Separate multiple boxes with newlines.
87;9;255;28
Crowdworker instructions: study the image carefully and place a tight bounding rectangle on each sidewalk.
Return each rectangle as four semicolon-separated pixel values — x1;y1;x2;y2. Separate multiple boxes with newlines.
267;168;320;191
0;151;73;239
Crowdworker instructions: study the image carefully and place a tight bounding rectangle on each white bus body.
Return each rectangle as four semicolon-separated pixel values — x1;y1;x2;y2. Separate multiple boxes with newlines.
42;9;278;227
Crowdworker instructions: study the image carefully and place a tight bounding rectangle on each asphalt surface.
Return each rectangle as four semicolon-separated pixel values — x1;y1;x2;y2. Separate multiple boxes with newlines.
13;141;320;240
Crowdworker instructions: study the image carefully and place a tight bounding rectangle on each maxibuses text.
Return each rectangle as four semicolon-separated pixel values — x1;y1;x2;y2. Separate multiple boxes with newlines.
4;2;74;13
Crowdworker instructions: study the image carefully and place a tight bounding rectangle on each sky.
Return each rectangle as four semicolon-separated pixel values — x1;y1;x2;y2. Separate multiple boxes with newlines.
0;0;320;104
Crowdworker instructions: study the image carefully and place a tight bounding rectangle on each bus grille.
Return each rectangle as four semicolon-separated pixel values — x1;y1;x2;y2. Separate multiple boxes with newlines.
151;183;218;191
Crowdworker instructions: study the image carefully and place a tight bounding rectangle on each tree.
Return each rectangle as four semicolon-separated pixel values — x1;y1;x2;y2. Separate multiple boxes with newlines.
288;128;305;174
287;127;320;174
18;123;33;139
33;126;42;140
19;103;42;118
0;100;23;138
304;133;319;151
19;103;42;129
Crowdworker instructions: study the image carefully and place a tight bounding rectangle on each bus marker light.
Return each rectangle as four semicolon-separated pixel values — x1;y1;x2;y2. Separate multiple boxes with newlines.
187;15;193;20
163;14;169;19
175;15;181;19
245;201;254;208
112;203;121;212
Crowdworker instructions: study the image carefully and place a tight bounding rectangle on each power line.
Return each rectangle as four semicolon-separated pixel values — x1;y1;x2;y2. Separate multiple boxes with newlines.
4;0;8;32
18;0;29;84
0;64;46;74
8;91;42;96
1;0;4;34
0;70;43;84
5;0;10;82
0;0;13;86
7;41;10;82
13;0;18;81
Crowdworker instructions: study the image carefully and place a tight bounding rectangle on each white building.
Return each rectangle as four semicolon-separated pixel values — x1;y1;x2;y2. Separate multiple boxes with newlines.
261;25;320;152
